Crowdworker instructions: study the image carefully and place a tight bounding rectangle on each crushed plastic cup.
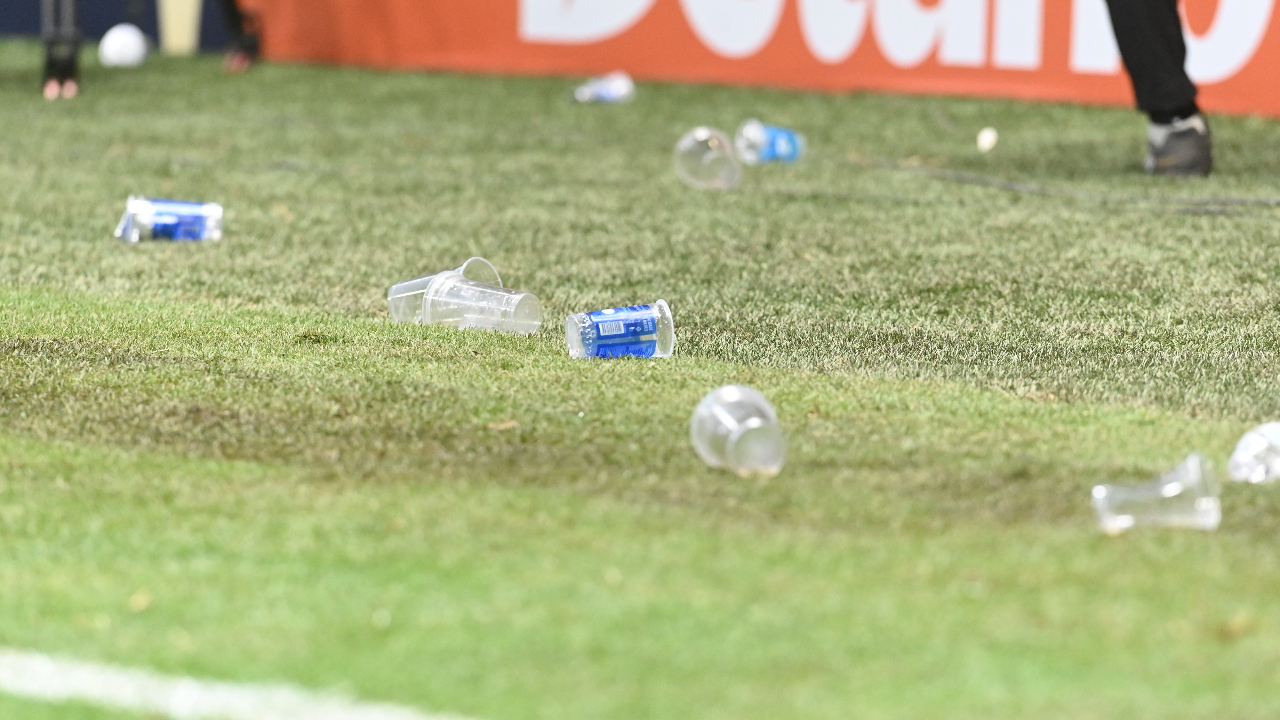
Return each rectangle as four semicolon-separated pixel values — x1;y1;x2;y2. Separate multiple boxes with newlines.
574;71;635;103
674;126;741;190
387;257;541;334
1228;422;1280;483
115;196;223;243
1091;454;1220;536
690;385;786;478
565;300;674;359
734;119;805;165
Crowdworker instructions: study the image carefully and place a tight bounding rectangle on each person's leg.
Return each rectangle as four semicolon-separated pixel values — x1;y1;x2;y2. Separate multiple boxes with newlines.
1105;0;1211;175
219;0;260;72
1106;0;1196;119
57;0;80;98
41;0;58;98
41;0;80;99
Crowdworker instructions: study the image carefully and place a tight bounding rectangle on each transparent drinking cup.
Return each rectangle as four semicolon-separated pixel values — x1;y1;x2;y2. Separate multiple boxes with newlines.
1091;454;1220;535
690;385;786;478
1227;422;1280;484
387;257;541;334
673;126;742;190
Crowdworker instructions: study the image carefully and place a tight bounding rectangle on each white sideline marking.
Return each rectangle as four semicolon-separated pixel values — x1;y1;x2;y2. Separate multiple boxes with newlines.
0;648;474;720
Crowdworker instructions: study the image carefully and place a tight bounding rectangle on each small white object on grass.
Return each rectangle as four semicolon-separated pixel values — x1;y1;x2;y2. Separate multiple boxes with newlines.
99;23;149;68
976;127;999;153
0;647;470;720
574;71;635;103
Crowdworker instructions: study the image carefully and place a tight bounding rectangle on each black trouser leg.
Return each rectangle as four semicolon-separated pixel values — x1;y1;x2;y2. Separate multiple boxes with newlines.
1104;0;1198;122
41;0;80;82
220;0;259;57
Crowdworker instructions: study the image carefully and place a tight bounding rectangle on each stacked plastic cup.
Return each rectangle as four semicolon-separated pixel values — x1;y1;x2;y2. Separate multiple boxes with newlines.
387;257;541;334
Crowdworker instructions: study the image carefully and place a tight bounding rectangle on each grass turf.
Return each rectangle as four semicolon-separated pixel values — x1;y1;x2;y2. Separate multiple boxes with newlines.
3;38;1280;718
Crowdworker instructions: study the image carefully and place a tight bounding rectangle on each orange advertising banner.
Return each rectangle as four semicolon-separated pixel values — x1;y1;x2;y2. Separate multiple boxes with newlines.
243;0;1280;117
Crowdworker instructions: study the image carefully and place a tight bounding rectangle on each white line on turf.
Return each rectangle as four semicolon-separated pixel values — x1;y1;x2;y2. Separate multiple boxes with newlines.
0;648;474;720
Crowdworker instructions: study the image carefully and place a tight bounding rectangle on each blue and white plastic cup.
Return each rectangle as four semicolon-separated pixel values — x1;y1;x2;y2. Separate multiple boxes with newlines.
115;196;223;243
565;300;674;359
573;70;635;103
734;119;806;165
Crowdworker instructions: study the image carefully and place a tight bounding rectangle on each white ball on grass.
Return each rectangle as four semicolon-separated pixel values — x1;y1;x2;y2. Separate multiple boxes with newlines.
976;127;999;153
99;24;149;68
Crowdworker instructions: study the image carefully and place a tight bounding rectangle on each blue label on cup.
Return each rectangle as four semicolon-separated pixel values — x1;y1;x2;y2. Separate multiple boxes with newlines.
148;200;212;240
591;83;629;103
588;304;657;358
759;125;802;163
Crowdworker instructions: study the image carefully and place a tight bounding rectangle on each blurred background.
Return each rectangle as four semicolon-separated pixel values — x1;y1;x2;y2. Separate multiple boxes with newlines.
0;0;230;50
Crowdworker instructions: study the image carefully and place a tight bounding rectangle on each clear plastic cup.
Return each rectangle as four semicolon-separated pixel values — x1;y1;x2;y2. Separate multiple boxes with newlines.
387;257;541;334
1091;454;1220;535
1227;422;1280;484
388;257;502;324
565;300;674;359
734;119;806;165
674;126;742;190
690;385;786;478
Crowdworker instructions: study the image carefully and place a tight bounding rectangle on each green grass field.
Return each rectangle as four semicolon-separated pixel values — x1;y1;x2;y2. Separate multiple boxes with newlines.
4;38;1280;718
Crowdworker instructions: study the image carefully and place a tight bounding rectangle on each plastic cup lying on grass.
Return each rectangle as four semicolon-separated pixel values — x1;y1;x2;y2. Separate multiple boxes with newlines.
565;300;674;359
573;70;635;103
115;196;223;244
690;385;786;478
387;257;541;334
1227;422;1280;484
1091;454;1220;535
674;126;741;190
735;119;805;165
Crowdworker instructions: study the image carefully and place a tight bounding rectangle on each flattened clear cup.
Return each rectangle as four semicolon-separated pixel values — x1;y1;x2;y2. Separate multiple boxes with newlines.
1091;454;1220;535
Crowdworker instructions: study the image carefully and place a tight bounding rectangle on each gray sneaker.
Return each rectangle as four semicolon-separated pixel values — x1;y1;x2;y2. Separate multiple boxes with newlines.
1145;114;1212;176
